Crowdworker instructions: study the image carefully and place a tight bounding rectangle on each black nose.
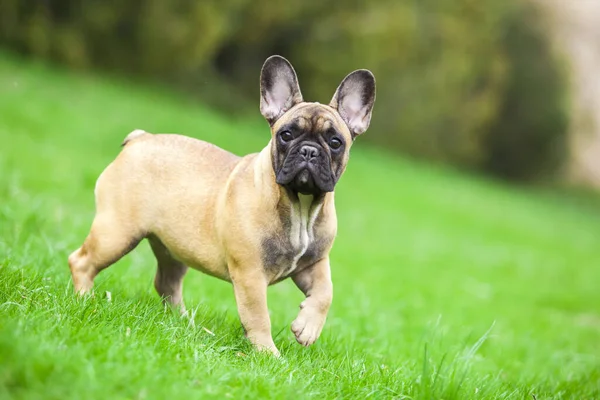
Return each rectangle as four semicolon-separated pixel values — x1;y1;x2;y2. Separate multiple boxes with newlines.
300;145;319;160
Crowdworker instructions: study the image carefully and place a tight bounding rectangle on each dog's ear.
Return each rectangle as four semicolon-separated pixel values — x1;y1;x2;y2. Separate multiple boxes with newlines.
330;70;376;136
260;55;303;125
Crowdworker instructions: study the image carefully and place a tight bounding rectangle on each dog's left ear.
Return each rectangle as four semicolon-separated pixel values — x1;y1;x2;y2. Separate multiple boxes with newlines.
260;55;304;125
330;70;376;136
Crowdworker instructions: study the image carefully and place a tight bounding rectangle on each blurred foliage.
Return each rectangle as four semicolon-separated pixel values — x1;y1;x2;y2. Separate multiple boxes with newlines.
0;0;568;180
481;3;568;181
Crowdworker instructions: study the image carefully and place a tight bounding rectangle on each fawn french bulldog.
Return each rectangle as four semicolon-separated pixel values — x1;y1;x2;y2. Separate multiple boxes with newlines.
68;55;376;356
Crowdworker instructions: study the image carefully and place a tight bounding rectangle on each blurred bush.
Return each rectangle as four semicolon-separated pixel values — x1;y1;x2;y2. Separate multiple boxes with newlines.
0;0;568;180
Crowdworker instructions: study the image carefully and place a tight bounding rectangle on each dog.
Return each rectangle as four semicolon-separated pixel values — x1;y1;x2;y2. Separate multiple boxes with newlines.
68;55;376;356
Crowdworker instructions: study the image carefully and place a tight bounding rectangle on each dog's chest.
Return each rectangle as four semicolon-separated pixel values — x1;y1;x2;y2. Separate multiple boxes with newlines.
262;195;325;280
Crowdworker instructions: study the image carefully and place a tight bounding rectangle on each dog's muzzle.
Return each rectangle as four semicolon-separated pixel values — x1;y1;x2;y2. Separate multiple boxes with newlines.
276;144;334;195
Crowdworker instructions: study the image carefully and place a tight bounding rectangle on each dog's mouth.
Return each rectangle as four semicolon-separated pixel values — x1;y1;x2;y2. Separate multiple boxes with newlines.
288;168;318;195
274;142;337;195
276;163;333;196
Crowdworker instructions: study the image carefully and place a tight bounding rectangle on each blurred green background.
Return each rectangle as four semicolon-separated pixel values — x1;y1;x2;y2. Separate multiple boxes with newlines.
0;0;579;182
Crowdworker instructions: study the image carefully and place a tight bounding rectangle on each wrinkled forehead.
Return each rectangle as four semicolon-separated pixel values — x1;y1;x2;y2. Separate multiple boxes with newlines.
273;103;351;139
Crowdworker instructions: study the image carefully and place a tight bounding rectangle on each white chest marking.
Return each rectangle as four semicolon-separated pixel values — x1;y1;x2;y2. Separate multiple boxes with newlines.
280;194;322;278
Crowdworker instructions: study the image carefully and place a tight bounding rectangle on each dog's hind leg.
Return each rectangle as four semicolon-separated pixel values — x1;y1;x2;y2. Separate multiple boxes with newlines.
148;235;188;313
68;212;142;295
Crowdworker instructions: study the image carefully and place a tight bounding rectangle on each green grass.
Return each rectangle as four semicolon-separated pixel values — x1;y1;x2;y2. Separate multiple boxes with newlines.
1;52;599;399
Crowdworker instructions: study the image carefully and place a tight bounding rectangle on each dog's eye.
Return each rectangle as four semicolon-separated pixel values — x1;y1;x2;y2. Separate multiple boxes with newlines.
280;131;293;143
329;137;343;150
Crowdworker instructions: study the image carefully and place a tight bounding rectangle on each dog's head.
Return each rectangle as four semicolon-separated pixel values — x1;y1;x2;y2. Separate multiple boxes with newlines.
260;56;376;196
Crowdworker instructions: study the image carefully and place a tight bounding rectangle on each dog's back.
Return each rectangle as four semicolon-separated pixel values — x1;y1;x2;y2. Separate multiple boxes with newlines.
71;130;245;289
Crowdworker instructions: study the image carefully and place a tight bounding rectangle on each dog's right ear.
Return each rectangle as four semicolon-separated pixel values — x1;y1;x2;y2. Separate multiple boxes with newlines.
260;55;303;125
330;70;376;137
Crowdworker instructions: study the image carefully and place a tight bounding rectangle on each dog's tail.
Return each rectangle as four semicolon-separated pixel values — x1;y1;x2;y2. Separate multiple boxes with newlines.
121;129;149;147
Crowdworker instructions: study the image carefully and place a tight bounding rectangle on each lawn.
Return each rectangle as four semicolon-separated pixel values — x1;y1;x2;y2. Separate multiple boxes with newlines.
0;52;599;399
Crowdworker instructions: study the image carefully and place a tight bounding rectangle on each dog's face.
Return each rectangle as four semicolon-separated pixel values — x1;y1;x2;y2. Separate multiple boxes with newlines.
259;56;376;195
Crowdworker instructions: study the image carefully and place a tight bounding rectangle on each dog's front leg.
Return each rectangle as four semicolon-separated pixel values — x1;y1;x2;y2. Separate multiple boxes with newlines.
230;266;279;356
291;257;333;346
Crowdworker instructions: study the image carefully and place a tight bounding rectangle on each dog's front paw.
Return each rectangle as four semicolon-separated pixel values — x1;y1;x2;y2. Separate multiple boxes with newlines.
291;303;327;347
244;330;281;357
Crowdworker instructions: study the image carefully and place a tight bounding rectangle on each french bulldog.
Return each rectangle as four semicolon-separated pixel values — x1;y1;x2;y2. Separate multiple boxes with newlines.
68;55;376;356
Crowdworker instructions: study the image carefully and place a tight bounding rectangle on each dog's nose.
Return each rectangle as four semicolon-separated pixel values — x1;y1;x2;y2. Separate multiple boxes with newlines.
300;145;319;160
